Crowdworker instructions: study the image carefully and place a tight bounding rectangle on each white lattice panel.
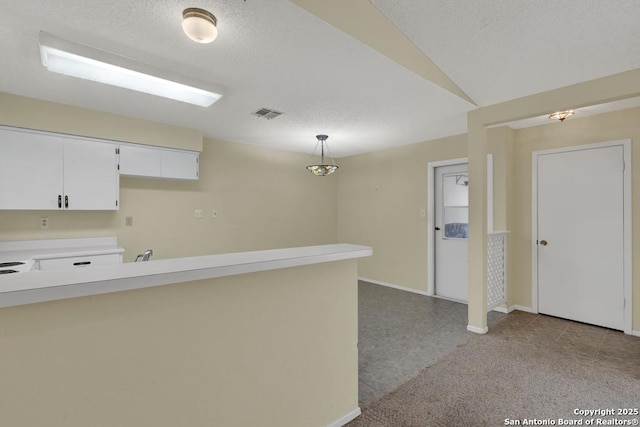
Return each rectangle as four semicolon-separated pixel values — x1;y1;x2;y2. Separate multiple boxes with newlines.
487;233;507;311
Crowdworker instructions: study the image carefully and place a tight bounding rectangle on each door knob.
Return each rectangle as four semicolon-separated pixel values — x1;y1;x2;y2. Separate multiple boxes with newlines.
539;240;548;246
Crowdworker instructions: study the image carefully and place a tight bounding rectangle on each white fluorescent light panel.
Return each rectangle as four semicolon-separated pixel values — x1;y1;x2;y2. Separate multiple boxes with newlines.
39;32;223;107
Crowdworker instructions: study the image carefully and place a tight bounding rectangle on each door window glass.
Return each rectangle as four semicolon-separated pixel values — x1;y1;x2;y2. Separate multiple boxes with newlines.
443;173;468;239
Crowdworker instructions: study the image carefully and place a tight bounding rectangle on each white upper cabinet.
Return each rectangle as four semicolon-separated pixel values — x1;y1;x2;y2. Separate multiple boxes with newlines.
119;144;162;177
161;149;199;180
0;126;119;210
0;125;198;210
0;128;65;209
63;139;119;210
119;143;199;180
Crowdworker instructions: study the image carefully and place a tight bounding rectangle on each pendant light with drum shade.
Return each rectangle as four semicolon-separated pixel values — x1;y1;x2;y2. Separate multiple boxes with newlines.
306;135;339;176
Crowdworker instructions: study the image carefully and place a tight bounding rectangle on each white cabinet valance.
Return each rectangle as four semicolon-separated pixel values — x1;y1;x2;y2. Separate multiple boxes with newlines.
119;144;199;180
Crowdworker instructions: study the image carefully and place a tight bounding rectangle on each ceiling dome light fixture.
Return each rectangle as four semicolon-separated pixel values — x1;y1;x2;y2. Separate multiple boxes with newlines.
306;134;339;176
549;110;575;122
182;8;218;43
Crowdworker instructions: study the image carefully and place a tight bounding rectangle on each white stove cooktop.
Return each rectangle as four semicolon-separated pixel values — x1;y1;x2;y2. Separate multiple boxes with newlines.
0;260;34;275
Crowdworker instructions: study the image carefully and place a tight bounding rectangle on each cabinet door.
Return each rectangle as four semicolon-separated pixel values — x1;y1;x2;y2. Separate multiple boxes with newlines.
0;127;64;209
161;150;199;180
63;139;119;210
119;144;162;177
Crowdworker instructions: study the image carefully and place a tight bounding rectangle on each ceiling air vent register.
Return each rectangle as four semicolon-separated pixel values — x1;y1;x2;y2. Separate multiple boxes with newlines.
252;108;283;120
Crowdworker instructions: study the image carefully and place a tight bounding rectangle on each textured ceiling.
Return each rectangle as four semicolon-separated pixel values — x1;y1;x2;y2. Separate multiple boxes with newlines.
0;0;474;157
371;0;640;106
0;0;639;157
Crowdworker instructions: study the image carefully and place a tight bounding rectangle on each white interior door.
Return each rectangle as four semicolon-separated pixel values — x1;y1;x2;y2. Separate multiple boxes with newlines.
434;163;468;302
537;145;624;330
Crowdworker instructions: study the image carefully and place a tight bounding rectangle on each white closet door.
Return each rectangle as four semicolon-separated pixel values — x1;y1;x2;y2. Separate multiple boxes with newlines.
537;145;624;330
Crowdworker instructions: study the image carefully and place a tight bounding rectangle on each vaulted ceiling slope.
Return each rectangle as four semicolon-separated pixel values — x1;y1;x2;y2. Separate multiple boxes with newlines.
0;1;639;157
370;0;640;106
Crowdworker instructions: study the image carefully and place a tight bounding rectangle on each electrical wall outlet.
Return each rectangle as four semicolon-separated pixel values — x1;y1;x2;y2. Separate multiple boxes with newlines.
194;209;204;218
40;217;49;229
125;216;133;227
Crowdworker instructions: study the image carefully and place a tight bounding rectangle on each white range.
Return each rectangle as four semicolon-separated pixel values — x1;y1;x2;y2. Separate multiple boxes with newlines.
0;237;124;276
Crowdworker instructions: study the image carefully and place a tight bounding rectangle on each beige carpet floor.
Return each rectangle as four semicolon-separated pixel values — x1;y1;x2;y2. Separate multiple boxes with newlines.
348;311;640;427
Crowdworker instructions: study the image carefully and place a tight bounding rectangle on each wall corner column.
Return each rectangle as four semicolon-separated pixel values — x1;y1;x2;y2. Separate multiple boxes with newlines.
467;116;489;333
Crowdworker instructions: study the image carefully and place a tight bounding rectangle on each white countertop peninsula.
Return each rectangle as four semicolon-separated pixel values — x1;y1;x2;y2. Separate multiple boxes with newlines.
0;242;371;427
0;243;372;308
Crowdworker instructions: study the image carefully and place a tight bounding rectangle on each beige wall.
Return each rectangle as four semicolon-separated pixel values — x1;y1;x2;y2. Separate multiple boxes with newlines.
488;126;512;232
507;107;640;330
337;134;466;291
466;68;640;330
0;94;338;261
0;260;359;427
337;130;509;293
337;106;639;330
0;92;203;151
3;93;638;334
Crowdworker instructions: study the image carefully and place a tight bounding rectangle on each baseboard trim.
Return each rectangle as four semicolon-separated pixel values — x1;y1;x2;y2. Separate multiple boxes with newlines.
356;284;632;337
504;308;638;337
467;325;488;334
358;277;430;296
432;294;468;304
327;407;361;427
508;305;536;313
